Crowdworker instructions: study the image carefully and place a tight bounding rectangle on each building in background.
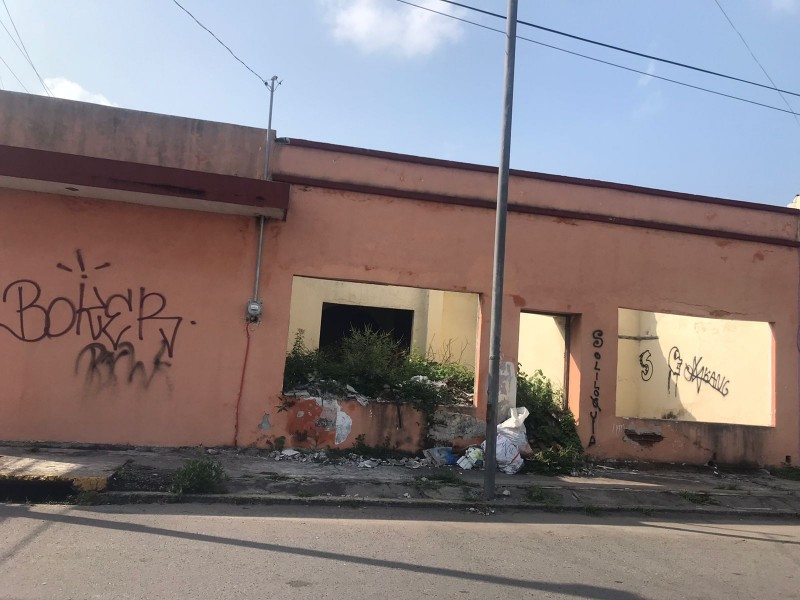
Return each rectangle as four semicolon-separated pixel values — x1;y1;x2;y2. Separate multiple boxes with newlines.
1;90;798;466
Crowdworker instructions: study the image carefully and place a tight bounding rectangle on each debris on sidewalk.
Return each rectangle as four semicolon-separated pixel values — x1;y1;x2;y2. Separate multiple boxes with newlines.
456;446;484;470
423;447;457;466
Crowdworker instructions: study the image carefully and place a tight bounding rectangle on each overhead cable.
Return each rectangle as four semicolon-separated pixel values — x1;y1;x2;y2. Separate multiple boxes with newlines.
394;0;799;117
436;0;800;99
712;0;798;125
0;51;28;92
172;0;267;84
1;0;50;96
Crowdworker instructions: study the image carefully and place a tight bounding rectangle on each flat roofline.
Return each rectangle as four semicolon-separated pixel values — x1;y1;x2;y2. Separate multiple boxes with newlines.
277;137;797;216
0;144;289;218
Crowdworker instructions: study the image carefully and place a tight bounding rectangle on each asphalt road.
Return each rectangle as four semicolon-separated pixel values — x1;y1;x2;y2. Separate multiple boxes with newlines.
0;503;798;600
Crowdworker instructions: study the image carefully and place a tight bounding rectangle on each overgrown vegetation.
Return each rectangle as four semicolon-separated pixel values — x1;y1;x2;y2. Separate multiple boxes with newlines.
516;369;584;475
770;466;800;481
284;329;584;471
283;328;474;412
169;458;227;495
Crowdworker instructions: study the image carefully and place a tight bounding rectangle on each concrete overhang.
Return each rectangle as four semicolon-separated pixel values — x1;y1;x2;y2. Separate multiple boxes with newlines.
0;144;289;219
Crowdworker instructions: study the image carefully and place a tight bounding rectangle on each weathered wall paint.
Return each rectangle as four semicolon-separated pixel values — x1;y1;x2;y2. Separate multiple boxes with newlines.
0;92;798;466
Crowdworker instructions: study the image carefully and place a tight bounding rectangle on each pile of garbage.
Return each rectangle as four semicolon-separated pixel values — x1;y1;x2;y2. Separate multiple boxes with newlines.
423;407;532;475
282;379;371;406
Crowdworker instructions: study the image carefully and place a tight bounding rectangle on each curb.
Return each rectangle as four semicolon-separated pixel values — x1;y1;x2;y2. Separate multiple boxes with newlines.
73;490;800;518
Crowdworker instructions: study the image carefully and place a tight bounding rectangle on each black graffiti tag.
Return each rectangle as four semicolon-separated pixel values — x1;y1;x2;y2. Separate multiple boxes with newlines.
639;350;653;381
75;341;172;388
683;354;730;397
0;251;190;358
588;330;604;447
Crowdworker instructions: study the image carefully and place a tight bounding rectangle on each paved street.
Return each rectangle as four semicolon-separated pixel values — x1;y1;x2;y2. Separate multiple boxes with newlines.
0;503;798;600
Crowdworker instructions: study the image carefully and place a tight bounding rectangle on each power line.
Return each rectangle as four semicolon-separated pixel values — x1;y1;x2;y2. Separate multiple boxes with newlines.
436;0;800;100
1;0;50;96
0;51;28;92
172;0;267;85
712;0;798;126
393;0;799;117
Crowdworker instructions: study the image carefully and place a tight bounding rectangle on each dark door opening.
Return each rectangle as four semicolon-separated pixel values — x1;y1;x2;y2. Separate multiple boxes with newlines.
319;302;414;351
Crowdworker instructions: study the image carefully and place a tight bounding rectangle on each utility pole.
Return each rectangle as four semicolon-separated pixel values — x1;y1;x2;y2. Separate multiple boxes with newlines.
484;0;519;500
246;75;280;324
263;75;280;181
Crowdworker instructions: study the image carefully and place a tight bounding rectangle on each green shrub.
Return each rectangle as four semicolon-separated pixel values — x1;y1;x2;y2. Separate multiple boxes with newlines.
169;458;227;495
516;369;584;475
283;330;319;390
282;328;474;412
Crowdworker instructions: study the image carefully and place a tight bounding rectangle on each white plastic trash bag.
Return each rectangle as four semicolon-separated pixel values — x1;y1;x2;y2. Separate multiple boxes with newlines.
497;406;532;455
481;434;524;475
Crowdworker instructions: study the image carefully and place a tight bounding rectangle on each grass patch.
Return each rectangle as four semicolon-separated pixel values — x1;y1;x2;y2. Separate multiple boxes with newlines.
583;505;604;517
770;466;800;481
169;458;227;495
525;485;561;506
676;490;719;505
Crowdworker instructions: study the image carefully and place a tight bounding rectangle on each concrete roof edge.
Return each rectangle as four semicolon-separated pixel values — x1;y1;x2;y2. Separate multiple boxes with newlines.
276;137;798;217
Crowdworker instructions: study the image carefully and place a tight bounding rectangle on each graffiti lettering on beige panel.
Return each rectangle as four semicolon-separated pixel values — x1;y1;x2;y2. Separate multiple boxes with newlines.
588;329;603;447
637;344;731;398
0;250;195;386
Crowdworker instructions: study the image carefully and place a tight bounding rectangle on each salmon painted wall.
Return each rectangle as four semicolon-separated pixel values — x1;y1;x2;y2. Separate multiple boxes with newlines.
1;92;798;465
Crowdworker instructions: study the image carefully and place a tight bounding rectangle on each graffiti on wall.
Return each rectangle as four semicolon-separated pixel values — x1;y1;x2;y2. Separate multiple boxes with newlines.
638;345;731;398
588;329;603;447
0;250;194;387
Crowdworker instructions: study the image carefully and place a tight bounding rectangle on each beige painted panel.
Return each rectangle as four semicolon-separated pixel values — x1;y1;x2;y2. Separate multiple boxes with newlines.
616;309;773;426
425;290;480;367
287;277;479;367
518;313;567;389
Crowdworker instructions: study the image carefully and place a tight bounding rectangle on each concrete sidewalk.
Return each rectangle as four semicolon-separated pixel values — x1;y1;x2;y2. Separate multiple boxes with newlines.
1;444;799;517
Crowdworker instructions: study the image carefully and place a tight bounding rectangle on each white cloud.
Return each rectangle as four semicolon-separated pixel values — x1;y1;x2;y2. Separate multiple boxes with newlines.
768;0;799;12
637;60;657;87
42;77;115;106
322;0;464;58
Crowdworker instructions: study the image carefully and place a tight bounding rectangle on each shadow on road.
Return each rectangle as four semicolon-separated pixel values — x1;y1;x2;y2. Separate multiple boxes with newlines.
0;503;651;600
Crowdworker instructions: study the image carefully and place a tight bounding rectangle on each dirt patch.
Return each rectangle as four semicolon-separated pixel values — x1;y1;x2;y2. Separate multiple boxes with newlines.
107;461;174;492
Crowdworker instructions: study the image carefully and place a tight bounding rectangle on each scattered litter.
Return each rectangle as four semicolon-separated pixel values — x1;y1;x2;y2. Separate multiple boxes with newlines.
423;447;457;466
358;459;380;468
502;489;511;496
457;446;484;470
403;493;410;498
281;449;300;457
205;448;219;455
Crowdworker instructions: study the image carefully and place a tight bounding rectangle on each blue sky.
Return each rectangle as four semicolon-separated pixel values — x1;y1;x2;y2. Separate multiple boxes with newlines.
1;0;798;206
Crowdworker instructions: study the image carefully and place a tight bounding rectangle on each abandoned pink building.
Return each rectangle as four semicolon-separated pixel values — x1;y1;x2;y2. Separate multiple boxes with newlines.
0;90;797;466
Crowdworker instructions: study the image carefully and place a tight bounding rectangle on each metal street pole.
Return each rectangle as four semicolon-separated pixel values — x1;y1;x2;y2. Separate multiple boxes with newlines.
246;75;280;324
484;0;519;500
263;75;279;181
